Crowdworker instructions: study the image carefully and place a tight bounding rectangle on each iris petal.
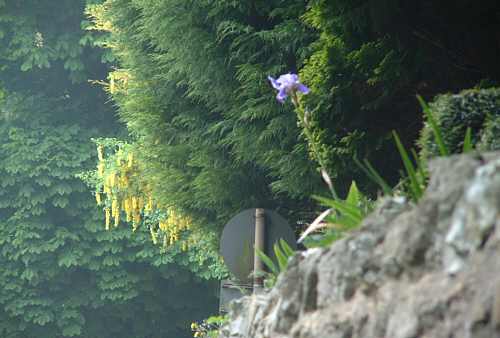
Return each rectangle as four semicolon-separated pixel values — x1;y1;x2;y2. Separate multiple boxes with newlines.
297;84;310;94
268;73;309;103
277;89;287;103
267;76;281;90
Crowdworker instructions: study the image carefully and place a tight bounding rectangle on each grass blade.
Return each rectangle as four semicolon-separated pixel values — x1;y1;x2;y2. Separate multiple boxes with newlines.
393;131;422;201
273;243;288;272
255;248;278;275
463;127;473;153
362;159;393;194
411;148;427;185
314;195;362;221
279;239;295;258
417;95;449;156
354;156;393;195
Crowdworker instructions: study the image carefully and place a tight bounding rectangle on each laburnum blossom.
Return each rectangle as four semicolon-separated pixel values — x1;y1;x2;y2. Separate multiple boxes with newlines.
267;73;310;103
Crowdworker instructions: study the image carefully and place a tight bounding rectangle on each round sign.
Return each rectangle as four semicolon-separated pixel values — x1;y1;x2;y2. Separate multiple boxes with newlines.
220;209;296;283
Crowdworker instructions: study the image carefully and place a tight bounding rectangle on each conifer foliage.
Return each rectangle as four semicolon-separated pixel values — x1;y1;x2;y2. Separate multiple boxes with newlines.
88;0;500;226
300;0;500;189
86;0;322;234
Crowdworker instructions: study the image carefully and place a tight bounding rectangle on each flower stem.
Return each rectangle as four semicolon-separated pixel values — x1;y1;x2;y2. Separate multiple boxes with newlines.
292;94;339;200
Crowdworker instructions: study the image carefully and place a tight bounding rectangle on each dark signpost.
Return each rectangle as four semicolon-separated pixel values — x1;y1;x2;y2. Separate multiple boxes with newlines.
219;208;296;312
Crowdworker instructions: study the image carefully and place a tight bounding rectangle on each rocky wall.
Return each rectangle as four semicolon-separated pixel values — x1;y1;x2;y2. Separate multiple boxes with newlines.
221;152;500;338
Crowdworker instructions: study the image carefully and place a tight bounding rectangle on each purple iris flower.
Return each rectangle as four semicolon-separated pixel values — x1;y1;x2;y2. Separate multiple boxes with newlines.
267;73;310;103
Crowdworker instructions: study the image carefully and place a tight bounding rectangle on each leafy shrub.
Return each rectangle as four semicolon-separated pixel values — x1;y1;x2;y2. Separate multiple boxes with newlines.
191;315;228;338
255;239;296;288
299;181;373;248
419;88;500;159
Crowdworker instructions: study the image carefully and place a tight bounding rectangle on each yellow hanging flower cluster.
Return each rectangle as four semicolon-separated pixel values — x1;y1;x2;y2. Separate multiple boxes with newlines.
154;207;192;248
105;208;111;231
97;145;149;229
95;143;192;249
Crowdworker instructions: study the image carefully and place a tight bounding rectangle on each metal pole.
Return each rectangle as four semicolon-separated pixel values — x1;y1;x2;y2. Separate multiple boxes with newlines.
253;208;265;292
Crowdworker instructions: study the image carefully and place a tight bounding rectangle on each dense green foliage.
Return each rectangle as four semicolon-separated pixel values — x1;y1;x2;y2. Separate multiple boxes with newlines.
419;88;500;158
87;0;500;237
300;0;500;188
87;0;322;233
0;95;217;337
0;1;219;337
1;0;500;336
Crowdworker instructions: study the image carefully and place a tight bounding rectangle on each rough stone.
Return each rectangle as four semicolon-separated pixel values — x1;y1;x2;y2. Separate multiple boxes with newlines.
220;152;500;338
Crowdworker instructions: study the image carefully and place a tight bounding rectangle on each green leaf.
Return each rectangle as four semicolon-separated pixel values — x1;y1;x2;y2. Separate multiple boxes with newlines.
354;156;392;195
314;195;363;223
302;230;340;249
255;248;278;275
393;131;422;201
62;324;82;337
463;127;473;153
278;239;295;258
20;59;32;72
346;181;360;206
273;243;288;272
417;95;449;156
411;148;428;185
